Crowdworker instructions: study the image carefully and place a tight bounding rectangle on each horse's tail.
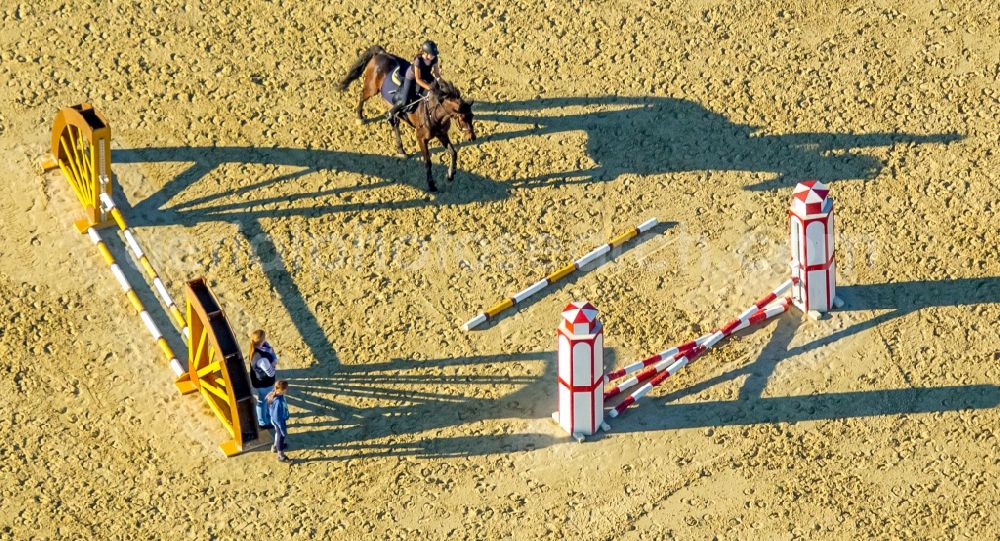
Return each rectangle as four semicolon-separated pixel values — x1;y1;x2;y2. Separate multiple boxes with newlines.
338;45;385;91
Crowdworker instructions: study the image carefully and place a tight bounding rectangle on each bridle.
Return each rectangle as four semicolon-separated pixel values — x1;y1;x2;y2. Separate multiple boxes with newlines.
454;112;472;134
424;94;471;134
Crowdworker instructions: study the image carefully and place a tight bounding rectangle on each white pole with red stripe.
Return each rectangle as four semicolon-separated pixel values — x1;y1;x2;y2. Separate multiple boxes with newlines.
604;296;791;402
553;301;606;441
607;279;793;418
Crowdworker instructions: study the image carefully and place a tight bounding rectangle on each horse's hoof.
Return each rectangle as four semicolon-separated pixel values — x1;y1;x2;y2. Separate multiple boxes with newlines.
428;185;438;193
355;118;364;126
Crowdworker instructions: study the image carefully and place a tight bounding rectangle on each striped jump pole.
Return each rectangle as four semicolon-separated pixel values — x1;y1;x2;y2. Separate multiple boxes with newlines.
603;335;708;384
607;278;794;418
603;278;793;384
608;296;792;418
99;193;189;341
86;227;186;379
604;296;791;401
463;218;659;330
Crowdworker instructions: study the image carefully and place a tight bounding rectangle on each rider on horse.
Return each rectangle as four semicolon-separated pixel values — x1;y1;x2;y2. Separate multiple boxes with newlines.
387;40;441;121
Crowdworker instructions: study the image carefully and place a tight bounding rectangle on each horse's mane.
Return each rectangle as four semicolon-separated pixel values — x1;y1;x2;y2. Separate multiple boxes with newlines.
431;80;462;103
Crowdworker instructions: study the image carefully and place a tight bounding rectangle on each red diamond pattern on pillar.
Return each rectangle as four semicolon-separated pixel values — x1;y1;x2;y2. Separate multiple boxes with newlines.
555;300;604;439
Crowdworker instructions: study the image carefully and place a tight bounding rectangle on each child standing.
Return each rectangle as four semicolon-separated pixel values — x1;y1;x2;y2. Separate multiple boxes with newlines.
267;380;290;462
248;329;279;430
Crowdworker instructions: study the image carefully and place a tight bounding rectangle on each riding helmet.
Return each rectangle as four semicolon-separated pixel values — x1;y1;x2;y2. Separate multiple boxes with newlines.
421;40;439;56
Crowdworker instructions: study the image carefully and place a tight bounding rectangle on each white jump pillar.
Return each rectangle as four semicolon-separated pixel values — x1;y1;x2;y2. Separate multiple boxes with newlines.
789;180;837;314
555;301;604;440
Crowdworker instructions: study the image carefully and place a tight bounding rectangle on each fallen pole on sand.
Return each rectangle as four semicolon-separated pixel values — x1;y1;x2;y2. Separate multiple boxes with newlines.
607;278;794;418
604;296;791;401
463;218;659;330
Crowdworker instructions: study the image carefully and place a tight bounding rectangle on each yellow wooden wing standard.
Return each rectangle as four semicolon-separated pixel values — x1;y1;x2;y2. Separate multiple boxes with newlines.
42;103;114;232
180;278;267;457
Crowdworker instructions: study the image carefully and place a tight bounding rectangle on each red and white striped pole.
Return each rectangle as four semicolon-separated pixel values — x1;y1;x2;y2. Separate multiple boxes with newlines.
604;278;792;384
604;297;791;401
608;298;792;418
603;335;708;384
607;279;793;418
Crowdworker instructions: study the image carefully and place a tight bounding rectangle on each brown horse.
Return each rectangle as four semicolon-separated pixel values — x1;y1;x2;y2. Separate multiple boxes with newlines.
339;45;476;192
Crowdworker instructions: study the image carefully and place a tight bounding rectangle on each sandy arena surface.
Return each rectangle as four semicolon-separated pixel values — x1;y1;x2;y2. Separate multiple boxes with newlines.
1;1;999;539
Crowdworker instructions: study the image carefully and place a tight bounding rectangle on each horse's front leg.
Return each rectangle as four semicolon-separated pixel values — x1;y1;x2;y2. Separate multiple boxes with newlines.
417;136;436;192
439;134;457;184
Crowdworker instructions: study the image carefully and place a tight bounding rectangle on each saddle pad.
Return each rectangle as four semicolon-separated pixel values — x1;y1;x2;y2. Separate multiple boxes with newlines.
379;61;411;105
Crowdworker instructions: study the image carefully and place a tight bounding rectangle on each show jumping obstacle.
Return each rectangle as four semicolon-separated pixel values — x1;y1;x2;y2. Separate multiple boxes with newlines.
603;296;792;403
463;218;658;330
85;226;187;381
606;294;793;418
557;181;840;428
100;193;189;340
43;104;263;456
182;278;263;456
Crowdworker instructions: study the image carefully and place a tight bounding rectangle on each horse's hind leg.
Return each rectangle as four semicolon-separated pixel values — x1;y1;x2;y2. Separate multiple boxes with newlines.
356;65;377;123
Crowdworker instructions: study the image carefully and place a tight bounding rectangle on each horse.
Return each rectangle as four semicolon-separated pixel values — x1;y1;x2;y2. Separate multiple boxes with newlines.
338;45;476;193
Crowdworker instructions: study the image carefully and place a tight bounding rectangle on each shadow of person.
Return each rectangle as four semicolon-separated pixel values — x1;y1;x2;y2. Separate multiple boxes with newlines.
476;96;961;191
275;348;583;461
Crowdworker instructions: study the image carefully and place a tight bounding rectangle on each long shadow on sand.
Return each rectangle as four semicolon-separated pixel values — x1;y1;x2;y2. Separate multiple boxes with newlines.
115;96;960;229
618;276;1000;433
475;96;961;191
114;147;510;227
269;276;999;460
278;351;564;462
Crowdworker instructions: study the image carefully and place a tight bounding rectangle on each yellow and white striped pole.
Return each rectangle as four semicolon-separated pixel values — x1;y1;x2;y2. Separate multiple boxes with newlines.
99;193;189;341
86;227;187;378
463;218;659;330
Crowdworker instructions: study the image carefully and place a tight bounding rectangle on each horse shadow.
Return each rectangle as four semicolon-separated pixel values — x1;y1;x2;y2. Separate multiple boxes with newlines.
475;96;962;191
114;96;962;231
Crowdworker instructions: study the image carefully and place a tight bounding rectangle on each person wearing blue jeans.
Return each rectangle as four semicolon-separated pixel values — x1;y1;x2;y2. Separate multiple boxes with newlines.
268;380;290;462
247;329;279;429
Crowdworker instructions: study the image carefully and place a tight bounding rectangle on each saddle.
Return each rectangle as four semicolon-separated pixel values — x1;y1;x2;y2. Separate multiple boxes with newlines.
390;66;404;87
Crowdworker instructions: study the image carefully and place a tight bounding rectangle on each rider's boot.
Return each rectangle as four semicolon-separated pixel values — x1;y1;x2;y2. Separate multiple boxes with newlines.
387;99;404;121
